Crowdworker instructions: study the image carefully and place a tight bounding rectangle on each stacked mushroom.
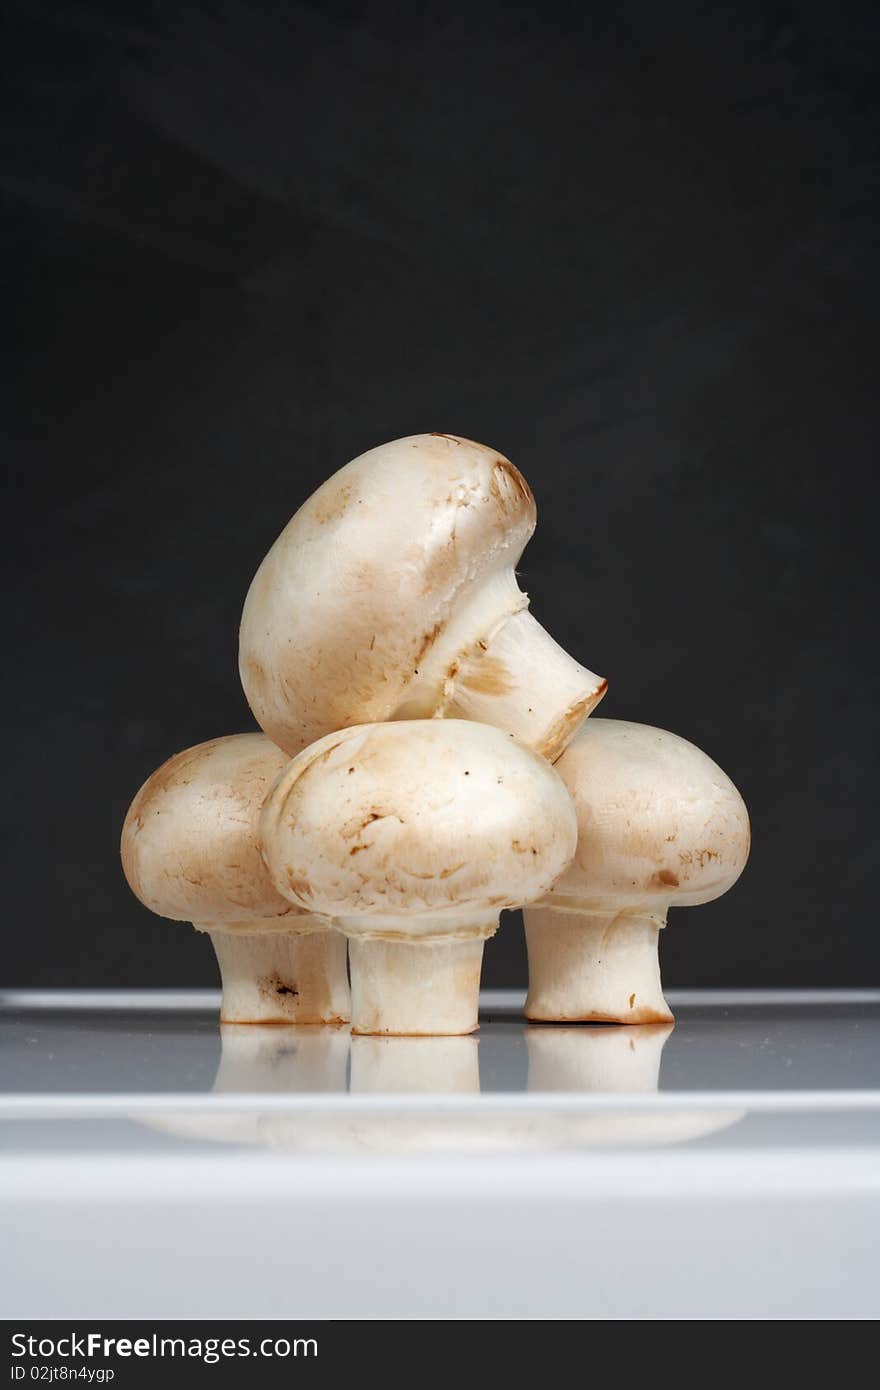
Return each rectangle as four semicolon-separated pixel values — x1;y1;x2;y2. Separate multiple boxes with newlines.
121;432;749;1034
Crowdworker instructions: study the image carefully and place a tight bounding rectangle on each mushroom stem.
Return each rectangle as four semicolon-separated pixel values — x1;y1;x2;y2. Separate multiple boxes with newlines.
202;925;351;1025
446;608;607;761
347;936;485;1036
524;906;673;1024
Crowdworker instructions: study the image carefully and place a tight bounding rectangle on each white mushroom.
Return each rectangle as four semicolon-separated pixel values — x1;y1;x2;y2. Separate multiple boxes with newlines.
239;433;606;761
259;719;577;1035
120;734;350;1025
524;720;750;1024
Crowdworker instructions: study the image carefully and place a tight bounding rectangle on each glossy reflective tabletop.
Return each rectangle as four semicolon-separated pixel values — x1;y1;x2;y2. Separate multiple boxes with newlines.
3;987;879;1101
2;990;879;1319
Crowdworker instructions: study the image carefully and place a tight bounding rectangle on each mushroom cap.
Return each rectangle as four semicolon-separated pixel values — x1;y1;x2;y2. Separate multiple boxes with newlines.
545;720;750;910
239;433;536;754
121;733;307;927
259;720;577;935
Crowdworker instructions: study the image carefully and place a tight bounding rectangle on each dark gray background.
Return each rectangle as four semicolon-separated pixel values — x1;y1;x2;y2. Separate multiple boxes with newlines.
4;0;877;989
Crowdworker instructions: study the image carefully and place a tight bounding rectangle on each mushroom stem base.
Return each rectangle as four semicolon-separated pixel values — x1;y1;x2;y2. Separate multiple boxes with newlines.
446;607;606;761
348;937;484;1036
205;927;351;1025
524;906;673;1024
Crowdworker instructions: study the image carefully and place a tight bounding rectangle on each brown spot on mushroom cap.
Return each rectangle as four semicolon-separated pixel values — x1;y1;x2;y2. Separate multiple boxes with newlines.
490;458;535;514
133;740;225;802
285;873;314;901
241;657;270;703
414;622;443;667
678;848;719;868
311;478;353;524
653;869;680;888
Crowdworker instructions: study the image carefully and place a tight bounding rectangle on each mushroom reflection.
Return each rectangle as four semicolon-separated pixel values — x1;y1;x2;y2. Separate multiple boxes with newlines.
526;1023;673;1093
350;1036;479;1094
137;1018;742;1155
138;1024;350;1148
526;1024;743;1146
214;1023;350;1094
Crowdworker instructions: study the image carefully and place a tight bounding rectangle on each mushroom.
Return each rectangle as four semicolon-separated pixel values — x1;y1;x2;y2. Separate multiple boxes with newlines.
524;720;750;1024
239;433;606;761
259;719;577;1035
120;734;350;1025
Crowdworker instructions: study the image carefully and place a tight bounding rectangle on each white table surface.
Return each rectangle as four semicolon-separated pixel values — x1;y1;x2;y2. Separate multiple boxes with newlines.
2;989;878;1320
